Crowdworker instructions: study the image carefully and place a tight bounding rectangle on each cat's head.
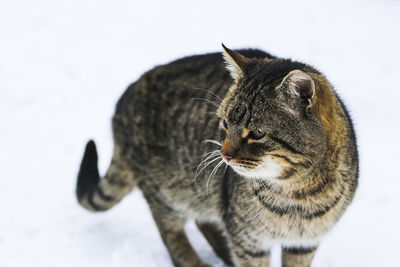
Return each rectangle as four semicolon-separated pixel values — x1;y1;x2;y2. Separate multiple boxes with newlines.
217;44;328;180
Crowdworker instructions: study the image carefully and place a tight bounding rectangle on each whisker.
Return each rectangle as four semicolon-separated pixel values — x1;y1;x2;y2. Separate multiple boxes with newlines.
190;97;220;108
191;87;223;103
223;164;228;176
197;149;220;158
197;150;220;168
195;152;221;175
204;139;222;146
197;111;217;117
194;155;221;180
206;159;225;196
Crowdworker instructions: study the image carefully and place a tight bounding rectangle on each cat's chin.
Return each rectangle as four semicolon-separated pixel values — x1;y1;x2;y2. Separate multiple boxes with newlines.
229;157;288;180
229;166;257;178
229;165;283;180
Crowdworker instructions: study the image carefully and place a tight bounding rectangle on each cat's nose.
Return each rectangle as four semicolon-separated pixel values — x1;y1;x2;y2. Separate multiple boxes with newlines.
222;154;232;162
221;141;237;162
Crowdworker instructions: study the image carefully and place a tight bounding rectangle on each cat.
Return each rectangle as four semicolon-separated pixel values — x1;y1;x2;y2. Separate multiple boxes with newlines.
76;44;358;267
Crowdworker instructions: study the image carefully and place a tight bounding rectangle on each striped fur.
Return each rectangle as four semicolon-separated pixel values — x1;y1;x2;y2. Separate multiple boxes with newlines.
76;46;358;267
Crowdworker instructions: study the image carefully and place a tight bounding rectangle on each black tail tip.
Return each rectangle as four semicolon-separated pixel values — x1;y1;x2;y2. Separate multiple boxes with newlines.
84;140;97;159
76;139;100;200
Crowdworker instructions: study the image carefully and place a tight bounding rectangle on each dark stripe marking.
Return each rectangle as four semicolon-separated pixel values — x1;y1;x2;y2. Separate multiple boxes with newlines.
148;194;175;212
303;189;343;219
107;176;129;187
255;185;344;218
269;154;312;170
269;154;298;166
88;190;107;211
254;175;338;200
239;157;261;162
238;160;258;166
293;177;336;199
222;167;232;210
228;204;282;239
231;238;270;258
283;246;317;254
269;135;304;155
96;186;115;202
254;183;270;196
278;168;298;179
167;179;183;189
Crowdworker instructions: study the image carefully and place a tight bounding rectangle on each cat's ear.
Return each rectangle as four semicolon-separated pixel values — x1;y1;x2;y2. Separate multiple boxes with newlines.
221;43;250;82
279;70;315;111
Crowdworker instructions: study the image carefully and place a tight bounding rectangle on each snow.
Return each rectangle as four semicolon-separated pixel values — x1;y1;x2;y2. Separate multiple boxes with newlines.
1;0;399;266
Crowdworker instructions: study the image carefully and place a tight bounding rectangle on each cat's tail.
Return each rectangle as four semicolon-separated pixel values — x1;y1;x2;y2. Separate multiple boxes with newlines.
76;140;136;212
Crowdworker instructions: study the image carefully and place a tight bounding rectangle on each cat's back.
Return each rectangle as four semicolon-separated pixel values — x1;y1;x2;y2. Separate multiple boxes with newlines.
115;49;273;116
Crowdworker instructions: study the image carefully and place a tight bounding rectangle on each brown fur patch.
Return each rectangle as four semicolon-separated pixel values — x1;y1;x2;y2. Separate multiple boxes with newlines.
221;141;236;157
241;128;250;138
309;73;344;145
247;139;257;144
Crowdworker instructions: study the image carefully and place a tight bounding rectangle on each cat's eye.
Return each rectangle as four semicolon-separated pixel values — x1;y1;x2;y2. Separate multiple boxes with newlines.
249;130;266;140
221;119;228;129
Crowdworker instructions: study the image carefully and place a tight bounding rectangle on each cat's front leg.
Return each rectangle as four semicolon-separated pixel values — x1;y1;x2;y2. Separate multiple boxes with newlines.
281;246;317;267
227;235;271;267
143;192;211;267
196;221;233;266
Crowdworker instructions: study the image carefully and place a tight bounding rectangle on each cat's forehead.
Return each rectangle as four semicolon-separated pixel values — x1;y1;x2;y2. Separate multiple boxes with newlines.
222;60;305;126
245;59;312;86
224;91;282;127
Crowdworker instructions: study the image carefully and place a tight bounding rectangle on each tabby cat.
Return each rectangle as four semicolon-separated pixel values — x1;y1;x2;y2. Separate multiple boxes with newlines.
76;44;358;267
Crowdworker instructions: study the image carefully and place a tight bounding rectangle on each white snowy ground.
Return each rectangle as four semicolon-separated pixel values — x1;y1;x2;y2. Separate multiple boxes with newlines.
1;0;399;266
